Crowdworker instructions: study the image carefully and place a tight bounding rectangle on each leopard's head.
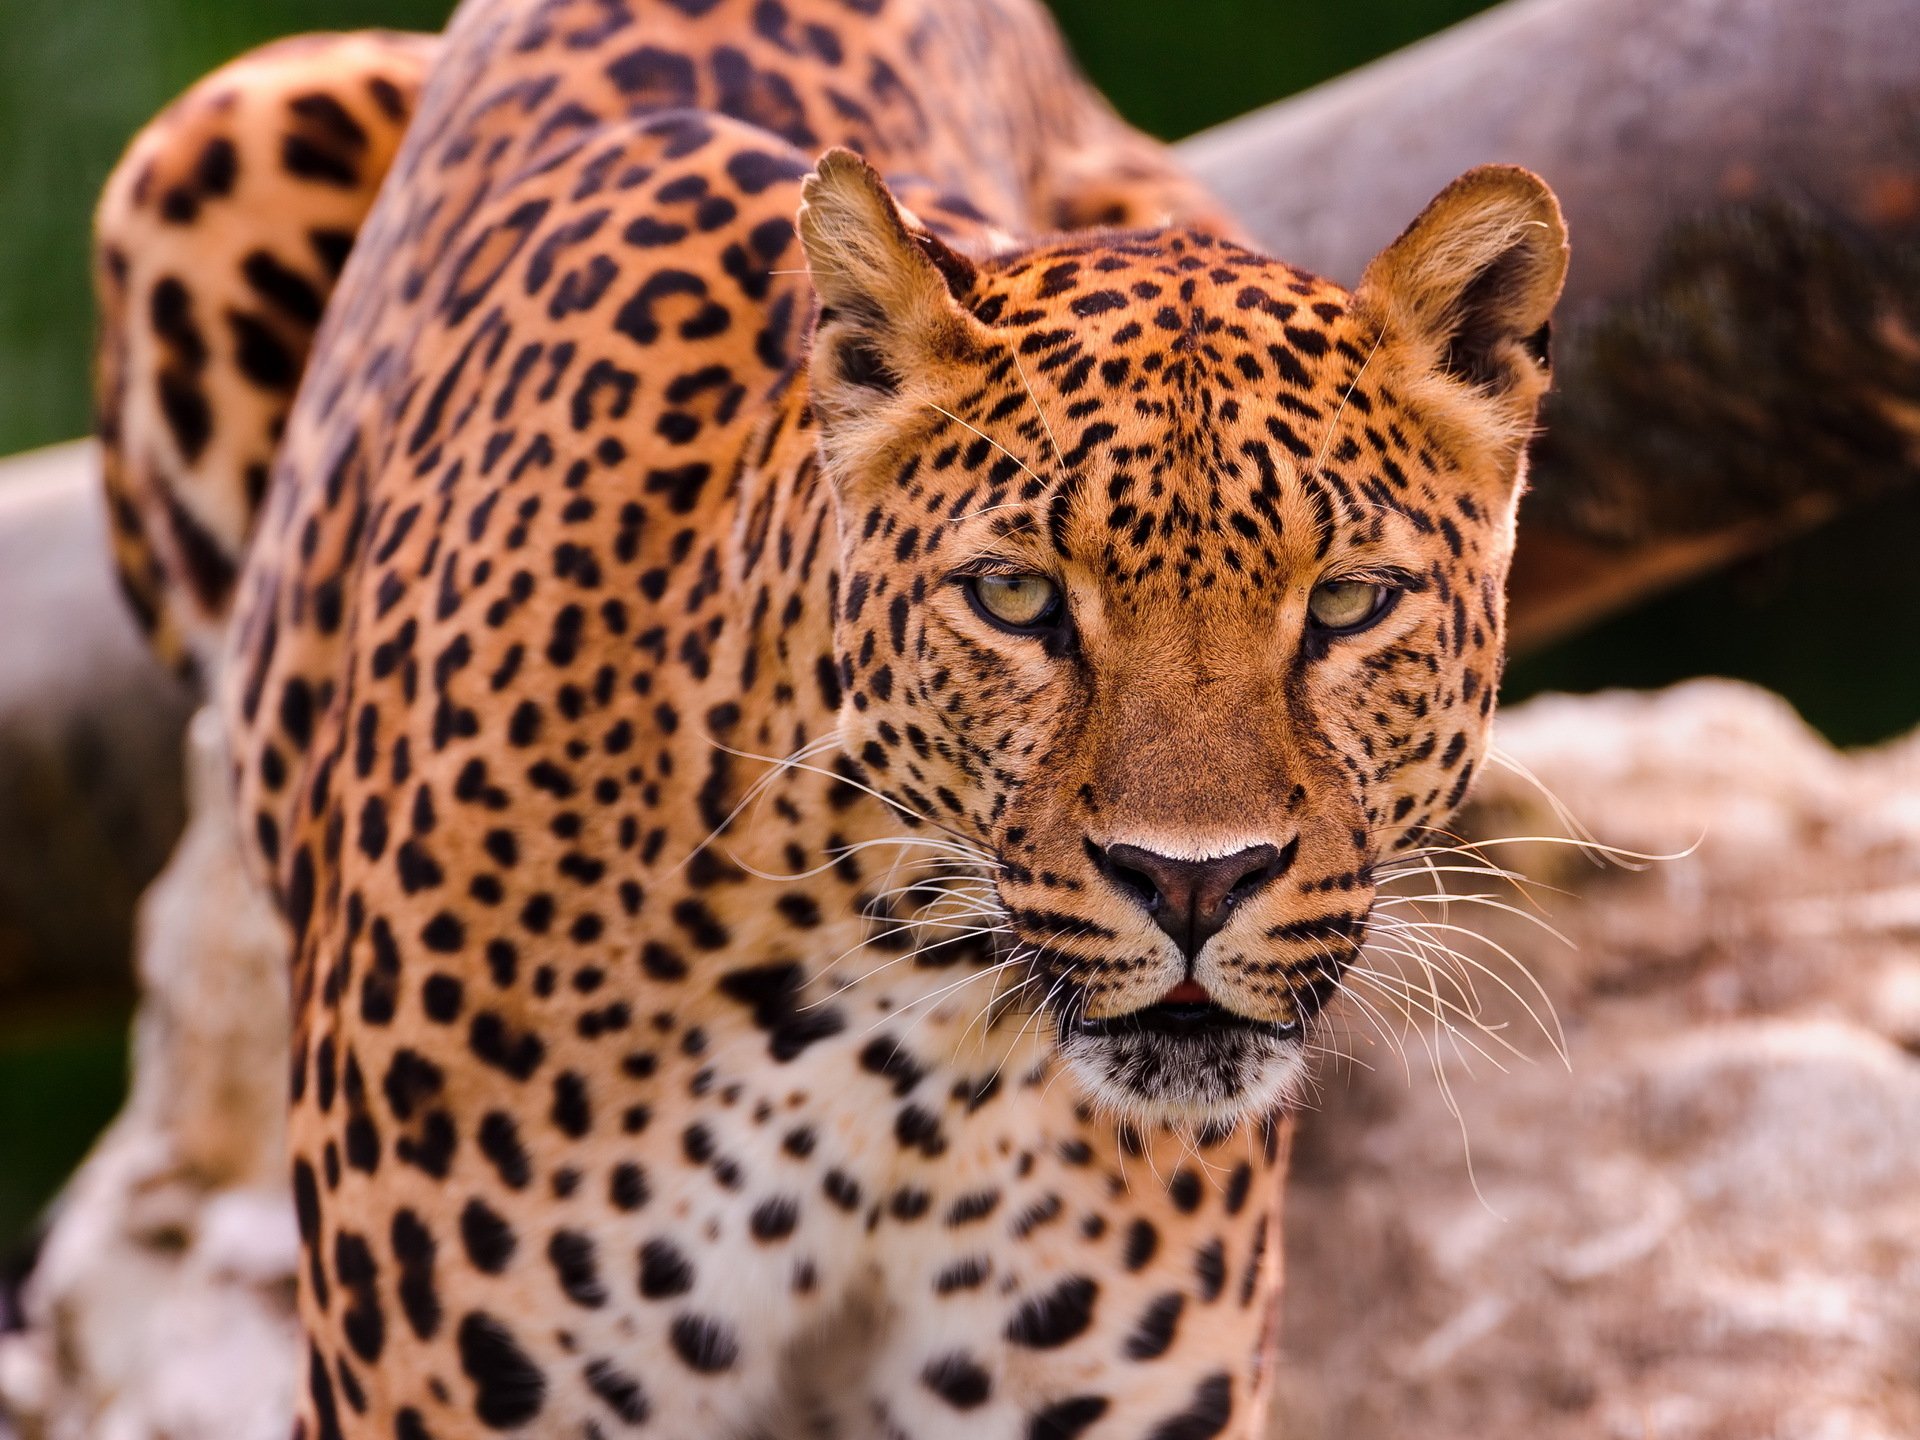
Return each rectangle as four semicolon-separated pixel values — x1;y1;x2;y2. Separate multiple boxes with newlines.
799;150;1567;1124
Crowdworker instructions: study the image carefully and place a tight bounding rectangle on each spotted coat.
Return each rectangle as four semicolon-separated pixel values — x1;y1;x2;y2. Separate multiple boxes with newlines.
93;1;1567;1436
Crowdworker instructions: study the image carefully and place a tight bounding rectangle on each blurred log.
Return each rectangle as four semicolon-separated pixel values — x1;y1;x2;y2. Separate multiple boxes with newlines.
0;444;188;1007
1183;0;1920;651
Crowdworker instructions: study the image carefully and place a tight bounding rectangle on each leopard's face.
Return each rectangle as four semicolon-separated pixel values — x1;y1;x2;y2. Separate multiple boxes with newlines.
801;151;1566;1124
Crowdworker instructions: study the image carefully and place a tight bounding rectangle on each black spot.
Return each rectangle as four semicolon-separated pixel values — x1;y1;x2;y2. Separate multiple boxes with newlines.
422;973;463;1023
609;1162;650;1211
460;1198;517;1273
584;1357;650;1425
1145;1372;1234;1440
1069;288;1126;317
195;136;238;195
1124;1292;1185;1360
936;1255;989;1293
457;1312;547;1428
922;1351;992;1409
292;1156;322;1244
606;44;698;104
822;1169;861;1211
381;1048;444;1122
749;1195;799;1241
1122;1217;1159;1271
157;371;213;466
641;941;689;980
242;249;324;325
469;1012;546;1080
334;1229;384;1362
893;1103;945;1156
229;311;297;389
1005;1275;1098;1349
669;897;730;949
1168;1168;1202;1213
1223;1163;1253;1216
859;1035;925;1096
477;1111;532;1189
343;1110;381;1173
547;1229;608;1308
725;148;810;195
669;1313;740;1373
307;1344;343;1440
681;1123;715;1165
768;1006;846;1061
289;91;368;150
638;1237;695;1298
1028;1395;1110;1440
944;1189;999;1226
395;1109;455;1178
717;961;806;1035
1194;1239;1226;1302
421;912;465;952
390;1208;441;1341
550;1071;592;1138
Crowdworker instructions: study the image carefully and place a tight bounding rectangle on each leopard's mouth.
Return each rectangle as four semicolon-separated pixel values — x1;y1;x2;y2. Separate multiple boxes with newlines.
1052;978;1312;1121
1074;982;1300;1042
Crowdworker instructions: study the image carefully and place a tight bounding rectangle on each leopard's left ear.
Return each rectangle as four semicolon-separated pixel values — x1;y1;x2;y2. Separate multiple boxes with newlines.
798;148;979;425
1356;165;1568;419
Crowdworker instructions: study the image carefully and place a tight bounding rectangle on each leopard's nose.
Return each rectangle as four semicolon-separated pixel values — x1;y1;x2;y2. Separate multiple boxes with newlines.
1091;839;1296;962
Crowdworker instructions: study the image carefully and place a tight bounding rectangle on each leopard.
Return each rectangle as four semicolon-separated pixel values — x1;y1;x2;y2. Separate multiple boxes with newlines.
92;0;1567;1435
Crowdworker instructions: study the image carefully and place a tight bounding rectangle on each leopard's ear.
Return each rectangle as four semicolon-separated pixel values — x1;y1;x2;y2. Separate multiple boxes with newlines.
1356;165;1568;420
798;148;979;422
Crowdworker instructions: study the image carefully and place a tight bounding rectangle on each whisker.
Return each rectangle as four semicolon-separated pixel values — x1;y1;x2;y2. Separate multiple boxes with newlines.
1366;915;1568;1065
1344;963;1520;1072
1393;832;1699;867
1010;349;1068;477
725;835;993;885
1372;891;1577;949
927;403;1048;488
703;735;984;851
666;732;843;874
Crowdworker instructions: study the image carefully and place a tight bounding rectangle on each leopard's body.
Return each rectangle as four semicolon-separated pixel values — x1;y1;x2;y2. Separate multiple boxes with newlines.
93;2;1566;1436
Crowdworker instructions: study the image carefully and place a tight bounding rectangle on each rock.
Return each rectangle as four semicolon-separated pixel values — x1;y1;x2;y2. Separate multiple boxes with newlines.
1275;679;1920;1439
0;709;294;1440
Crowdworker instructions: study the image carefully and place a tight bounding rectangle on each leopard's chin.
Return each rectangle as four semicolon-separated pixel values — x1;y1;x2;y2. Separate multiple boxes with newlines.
1053;1000;1311;1128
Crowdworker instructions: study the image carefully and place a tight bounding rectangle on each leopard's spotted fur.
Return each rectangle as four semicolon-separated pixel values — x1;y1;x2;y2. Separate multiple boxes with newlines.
94;2;1566;1435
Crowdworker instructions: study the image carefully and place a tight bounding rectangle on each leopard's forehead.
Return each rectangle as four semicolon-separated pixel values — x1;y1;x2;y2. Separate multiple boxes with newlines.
976;228;1356;342
883;229;1464;605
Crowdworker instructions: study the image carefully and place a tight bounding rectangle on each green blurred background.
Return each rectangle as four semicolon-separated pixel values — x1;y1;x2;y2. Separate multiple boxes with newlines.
1;0;1912;1252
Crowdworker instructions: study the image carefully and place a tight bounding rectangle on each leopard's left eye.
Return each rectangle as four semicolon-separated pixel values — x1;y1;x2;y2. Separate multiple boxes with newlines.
1307;579;1394;633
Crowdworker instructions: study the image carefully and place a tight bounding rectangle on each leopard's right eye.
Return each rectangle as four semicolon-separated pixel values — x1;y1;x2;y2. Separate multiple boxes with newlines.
965;574;1064;634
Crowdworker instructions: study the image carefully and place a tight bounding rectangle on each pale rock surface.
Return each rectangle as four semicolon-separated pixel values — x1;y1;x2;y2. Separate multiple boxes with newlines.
1274;680;1920;1439
0;709;294;1440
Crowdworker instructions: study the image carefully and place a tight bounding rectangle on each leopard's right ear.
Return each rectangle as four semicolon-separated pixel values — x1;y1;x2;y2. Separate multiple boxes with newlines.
798;148;980;423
